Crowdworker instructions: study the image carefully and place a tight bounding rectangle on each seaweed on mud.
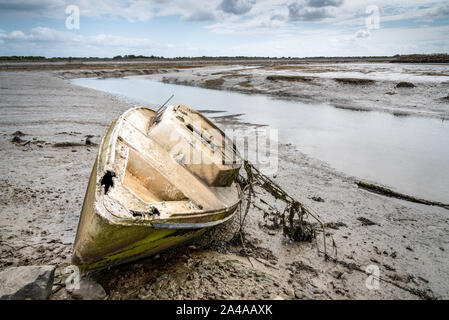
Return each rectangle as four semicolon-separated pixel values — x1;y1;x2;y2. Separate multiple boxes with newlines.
53;142;86;147
236;160;327;252
237;80;252;87
334;78;375;85
357;217;378;226
269;65;308;70
396;82;415;88
266;75;314;83
324;221;347;230
357;181;449;210
202;78;225;88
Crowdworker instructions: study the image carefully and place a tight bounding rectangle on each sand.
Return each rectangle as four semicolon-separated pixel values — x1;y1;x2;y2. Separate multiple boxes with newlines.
0;65;448;300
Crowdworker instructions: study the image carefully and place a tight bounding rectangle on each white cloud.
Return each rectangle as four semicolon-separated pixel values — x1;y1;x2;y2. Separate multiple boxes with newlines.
206;17;292;35
288;4;335;21
208;24;449;57
8;30;27;40
0;0;448;57
0;0;224;22
1;0;448;28
355;29;370;39
1;23;449;57
218;0;255;15
0;26;153;47
0;26;219;57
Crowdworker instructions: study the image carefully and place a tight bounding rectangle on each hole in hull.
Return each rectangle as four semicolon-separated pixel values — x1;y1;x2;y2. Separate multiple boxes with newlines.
101;171;116;194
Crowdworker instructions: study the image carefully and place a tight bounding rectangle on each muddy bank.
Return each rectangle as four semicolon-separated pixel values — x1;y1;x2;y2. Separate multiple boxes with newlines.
0;70;448;300
142;64;449;120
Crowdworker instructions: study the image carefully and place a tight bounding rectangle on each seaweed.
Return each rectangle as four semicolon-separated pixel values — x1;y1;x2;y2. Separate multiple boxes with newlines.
396;82;415;88
334;78;375;85
53;142;86;147
357;181;449;210
236;160;328;256
266;75;314;83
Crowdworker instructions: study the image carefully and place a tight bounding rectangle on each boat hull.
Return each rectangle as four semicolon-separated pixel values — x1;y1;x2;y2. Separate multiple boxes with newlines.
72;105;241;272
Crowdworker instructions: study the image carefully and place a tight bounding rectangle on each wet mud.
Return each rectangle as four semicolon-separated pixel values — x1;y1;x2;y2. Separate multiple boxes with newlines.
1;66;448;300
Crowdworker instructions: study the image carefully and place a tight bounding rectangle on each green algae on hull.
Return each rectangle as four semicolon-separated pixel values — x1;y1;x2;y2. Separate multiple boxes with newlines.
77;228;205;272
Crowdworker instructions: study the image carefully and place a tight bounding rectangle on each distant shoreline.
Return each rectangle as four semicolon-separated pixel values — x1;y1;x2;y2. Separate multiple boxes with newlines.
1;53;449;66
0;58;393;73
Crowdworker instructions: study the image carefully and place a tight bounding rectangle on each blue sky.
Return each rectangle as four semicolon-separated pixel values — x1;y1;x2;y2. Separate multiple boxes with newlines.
0;0;448;57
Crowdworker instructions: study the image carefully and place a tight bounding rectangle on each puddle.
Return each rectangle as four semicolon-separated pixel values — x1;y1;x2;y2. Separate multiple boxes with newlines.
72;77;449;203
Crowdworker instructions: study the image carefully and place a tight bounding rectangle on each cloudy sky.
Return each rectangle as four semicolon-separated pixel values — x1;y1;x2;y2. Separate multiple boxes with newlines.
0;0;448;57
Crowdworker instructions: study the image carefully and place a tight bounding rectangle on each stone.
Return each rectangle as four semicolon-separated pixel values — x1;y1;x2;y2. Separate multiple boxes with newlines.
0;265;55;300
70;278;107;300
294;288;311;300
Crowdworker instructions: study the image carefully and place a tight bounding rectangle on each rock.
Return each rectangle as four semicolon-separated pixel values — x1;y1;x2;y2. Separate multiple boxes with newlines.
0;265;55;300
157;274;168;281
11;136;24;144
294;288;310;300
306;283;324;295
70;278;107;300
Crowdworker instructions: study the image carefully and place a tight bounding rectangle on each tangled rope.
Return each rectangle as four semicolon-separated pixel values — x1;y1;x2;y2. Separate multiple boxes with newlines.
235;160;329;257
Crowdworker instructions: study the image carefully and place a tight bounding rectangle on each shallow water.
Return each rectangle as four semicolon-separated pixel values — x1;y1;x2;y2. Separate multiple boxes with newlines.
72;77;449;203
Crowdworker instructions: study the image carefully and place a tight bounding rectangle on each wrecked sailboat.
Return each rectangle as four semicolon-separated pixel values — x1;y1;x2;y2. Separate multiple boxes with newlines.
72;104;242;272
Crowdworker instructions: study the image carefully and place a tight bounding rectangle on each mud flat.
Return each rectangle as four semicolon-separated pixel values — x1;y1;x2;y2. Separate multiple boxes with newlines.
0;67;448;300
144;63;449;120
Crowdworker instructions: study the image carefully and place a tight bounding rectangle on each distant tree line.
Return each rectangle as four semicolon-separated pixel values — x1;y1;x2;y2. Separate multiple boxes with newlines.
0;53;447;63
394;54;449;63
0;55;395;61
0;56;46;61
